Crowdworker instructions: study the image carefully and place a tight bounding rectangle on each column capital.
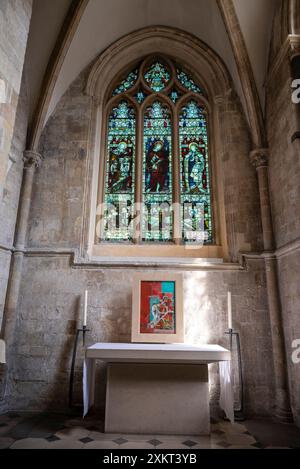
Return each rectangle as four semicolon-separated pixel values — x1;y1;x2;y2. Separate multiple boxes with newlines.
23;150;43;169
288;35;300;61
250;148;269;169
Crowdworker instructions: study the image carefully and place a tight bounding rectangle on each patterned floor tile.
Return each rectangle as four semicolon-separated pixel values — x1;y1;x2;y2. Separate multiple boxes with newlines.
80;437;94;444
119;442;155;449
156;442;193;449
0;437;15;449
147;438;163;447
225;433;257;446
55;426;90;440
2;412;300;450
182;439;199;448
84;440;121;449
46;435;61;442
113;437;128;445
11;438;49;449
45;439;84;449
219;422;248;434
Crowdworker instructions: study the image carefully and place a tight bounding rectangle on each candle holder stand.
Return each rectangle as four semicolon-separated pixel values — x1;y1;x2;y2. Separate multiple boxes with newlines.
69;326;89;408
225;328;245;422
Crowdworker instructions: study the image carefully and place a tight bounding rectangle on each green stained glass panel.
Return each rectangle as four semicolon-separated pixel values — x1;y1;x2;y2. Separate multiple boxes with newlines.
143;101;172;241
168;87;182;103
177;68;205;96
179;100;212;244
134;88;147;104
112;68;138;96
104;101;136;241
144;61;171;92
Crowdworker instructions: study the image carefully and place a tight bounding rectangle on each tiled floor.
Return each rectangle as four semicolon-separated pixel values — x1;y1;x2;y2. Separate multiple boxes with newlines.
0;412;299;449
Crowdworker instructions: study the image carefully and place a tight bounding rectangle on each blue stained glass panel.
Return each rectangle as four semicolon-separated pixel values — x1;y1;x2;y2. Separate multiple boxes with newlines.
143;101;172;241
179;101;212;244
134;88;147;104
177;68;205;96
104;101;136;241
144;61;171;92
112;68;139;96
168;87;182;103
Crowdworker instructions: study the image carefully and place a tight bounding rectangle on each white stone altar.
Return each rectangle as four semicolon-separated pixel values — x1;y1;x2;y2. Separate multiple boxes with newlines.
83;343;232;435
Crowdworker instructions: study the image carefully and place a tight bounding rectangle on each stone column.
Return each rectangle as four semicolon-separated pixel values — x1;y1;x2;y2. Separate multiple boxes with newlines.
250;149;293;423
0;151;42;406
14;151;43;250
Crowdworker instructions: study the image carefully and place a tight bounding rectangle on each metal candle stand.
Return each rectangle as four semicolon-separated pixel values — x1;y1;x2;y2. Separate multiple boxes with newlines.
225;328;245;422
69;326;89;409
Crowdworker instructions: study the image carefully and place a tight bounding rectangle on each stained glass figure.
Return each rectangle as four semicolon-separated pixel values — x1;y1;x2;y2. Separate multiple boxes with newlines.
168;87;182;103
112;68;139;96
104;101;136;241
143;101;172;241
179;100;212;243
177;68;205;96
134;88;148;104
144;61;171;92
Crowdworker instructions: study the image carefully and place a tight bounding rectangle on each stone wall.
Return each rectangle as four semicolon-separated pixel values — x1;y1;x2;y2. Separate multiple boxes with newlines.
9;255;272;417
0;64;275;417
266;49;300;426
0;0;33;327
0;73;31;327
0;0;32;201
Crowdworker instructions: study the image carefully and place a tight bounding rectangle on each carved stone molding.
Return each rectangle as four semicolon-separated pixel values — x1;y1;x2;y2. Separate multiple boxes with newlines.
268;35;300;81
249;148;269;169
288;35;300;60
23;150;43;169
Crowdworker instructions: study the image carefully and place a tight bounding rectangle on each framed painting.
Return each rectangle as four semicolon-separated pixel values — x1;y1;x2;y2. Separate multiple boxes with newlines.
131;273;184;343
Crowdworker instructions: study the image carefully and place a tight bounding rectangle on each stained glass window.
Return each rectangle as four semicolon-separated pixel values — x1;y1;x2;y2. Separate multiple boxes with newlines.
102;56;213;247
179;101;212;243
144;61;171;92
142;101;172;241
134;88;148;104
168;87;182;103
177;68;205;96
103;101;136;241
112;68;139;96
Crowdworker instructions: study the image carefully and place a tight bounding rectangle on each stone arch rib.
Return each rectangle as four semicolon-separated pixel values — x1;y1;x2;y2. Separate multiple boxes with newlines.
217;0;266;149
27;0;89;152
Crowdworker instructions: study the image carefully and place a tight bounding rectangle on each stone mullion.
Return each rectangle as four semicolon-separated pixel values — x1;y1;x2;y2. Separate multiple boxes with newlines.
133;106;143;244
172;110;181;245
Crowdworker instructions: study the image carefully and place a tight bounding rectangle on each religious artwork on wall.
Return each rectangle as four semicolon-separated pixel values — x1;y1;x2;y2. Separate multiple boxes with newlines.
131;273;184;343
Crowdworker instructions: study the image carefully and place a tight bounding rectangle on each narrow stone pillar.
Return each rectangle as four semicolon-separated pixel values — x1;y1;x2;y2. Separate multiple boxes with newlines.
15;151;43;249
0;151;42;406
250;149;274;251
2;150;42;338
250;149;293;423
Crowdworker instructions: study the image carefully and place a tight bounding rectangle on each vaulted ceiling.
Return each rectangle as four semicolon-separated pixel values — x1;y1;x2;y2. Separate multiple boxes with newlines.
24;0;276;139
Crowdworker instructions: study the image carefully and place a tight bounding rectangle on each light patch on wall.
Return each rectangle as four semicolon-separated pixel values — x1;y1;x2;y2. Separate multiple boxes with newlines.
0;79;6;103
184;271;212;345
6;157;14;176
0;339;5;364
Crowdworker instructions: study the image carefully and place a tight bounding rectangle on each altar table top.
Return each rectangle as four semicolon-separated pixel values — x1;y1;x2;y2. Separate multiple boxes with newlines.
85;343;231;364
